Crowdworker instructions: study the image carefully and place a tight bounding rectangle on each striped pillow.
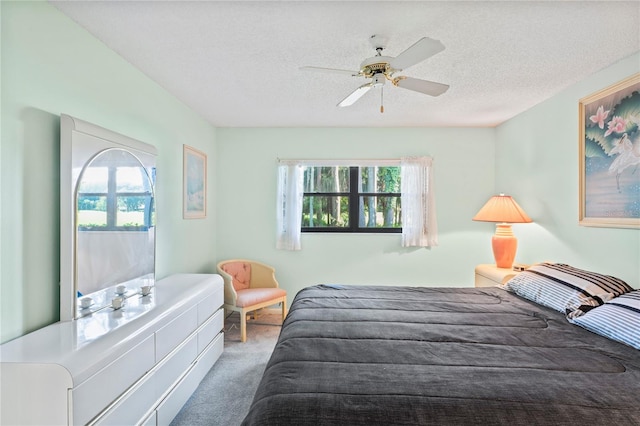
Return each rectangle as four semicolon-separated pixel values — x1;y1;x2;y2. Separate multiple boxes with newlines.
503;263;633;314
570;291;640;350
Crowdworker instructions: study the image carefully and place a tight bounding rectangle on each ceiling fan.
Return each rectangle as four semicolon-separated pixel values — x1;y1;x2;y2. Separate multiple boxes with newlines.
301;35;449;112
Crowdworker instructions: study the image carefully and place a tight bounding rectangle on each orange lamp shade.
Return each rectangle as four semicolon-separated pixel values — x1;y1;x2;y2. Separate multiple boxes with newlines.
473;194;532;269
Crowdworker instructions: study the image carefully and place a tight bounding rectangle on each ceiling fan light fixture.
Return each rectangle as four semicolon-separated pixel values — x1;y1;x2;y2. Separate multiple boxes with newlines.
371;74;386;87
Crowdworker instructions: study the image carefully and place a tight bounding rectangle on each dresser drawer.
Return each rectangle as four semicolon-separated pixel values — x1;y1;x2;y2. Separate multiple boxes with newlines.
154;333;198;401
93;368;156;426
94;321;208;425
155;305;198;362
156;333;223;426
73;334;155;425
198;291;223;325
197;309;223;354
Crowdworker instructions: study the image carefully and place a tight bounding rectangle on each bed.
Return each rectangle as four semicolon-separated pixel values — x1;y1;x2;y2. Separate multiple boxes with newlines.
241;264;640;425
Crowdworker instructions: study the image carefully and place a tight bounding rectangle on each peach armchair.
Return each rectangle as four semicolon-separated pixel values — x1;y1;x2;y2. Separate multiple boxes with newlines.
216;259;287;342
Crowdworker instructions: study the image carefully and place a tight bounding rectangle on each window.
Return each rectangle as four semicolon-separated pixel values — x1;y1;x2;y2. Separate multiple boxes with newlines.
301;166;401;233
276;157;437;250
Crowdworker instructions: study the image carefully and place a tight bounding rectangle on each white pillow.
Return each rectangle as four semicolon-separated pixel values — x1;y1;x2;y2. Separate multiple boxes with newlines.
503;262;633;314
569;290;640;350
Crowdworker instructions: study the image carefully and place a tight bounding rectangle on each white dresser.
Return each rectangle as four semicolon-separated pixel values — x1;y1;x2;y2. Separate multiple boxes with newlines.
0;273;224;426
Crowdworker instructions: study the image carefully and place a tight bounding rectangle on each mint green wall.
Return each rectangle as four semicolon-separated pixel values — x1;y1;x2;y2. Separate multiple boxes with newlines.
3;1;636;345
216;128;496;299
495;53;640;287
1;2;217;343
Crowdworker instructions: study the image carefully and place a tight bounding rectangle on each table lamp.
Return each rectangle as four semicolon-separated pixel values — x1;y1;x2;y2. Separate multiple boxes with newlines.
473;194;532;269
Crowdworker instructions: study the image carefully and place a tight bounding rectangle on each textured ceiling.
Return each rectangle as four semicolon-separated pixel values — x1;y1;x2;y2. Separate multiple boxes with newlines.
50;1;640;128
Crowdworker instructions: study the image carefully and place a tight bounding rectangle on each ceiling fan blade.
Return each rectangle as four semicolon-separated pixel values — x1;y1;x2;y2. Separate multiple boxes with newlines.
389;37;445;71
392;76;449;97
337;83;373;107
300;66;360;77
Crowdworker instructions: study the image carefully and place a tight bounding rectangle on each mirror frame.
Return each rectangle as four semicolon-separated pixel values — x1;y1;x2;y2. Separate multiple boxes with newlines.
60;114;157;321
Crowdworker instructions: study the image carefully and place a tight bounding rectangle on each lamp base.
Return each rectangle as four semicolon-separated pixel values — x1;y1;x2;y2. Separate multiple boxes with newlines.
491;223;518;269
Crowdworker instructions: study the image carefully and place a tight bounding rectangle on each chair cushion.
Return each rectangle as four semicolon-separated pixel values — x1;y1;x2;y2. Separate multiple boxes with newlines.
236;288;287;308
221;262;251;291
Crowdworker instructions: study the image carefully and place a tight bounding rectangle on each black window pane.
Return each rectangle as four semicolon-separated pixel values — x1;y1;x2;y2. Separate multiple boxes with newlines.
359;166;401;193
359;196;402;228
303;167;350;193
302;196;349;227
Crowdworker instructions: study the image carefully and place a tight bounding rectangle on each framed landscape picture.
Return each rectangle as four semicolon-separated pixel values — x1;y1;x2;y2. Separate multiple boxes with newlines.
183;144;207;219
579;73;640;229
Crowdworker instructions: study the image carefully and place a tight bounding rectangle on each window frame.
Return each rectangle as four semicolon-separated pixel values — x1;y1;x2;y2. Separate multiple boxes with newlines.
301;166;401;234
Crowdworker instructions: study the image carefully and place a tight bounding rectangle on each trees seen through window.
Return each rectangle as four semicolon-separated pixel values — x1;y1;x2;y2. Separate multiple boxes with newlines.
302;166;401;233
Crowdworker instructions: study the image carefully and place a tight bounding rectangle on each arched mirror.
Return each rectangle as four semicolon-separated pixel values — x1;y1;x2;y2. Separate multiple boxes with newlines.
60;115;157;320
75;148;155;315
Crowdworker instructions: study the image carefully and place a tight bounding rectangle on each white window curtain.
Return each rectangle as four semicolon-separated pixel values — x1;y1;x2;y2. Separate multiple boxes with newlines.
401;156;438;247
276;163;304;250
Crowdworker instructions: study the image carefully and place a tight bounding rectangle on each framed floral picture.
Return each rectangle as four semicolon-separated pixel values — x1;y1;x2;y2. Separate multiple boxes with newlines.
183;144;207;219
579;73;640;228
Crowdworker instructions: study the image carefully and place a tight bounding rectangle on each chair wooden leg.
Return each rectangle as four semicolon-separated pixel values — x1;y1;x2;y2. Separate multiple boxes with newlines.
281;297;288;322
240;308;247;343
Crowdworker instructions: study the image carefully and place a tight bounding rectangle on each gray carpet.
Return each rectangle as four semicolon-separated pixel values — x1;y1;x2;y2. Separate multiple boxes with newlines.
170;311;282;426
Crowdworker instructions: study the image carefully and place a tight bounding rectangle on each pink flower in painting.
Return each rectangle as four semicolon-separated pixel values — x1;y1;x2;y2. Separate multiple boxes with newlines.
589;105;609;129
604;116;627;137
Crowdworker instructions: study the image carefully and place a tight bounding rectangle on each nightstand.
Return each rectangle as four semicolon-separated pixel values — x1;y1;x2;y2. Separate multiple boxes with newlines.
474;264;522;287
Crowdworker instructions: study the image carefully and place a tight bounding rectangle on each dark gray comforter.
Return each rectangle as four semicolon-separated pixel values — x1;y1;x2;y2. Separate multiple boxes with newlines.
242;285;640;425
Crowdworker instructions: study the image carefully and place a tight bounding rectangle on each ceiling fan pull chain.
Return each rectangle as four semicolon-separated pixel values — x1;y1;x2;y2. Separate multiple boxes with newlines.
380;86;384;113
